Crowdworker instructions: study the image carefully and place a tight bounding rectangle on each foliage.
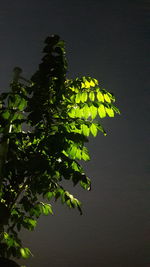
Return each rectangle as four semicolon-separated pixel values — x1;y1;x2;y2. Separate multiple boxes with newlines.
0;34;120;263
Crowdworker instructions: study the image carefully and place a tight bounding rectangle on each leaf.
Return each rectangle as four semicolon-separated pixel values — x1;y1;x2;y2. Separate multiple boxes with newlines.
68;145;77;158
104;93;111;103
81;147;90;161
111;104;120;114
76;148;82;160
23;218;37;231
84;80;91;88
82;124;90;137
18;98;27;111
82;104;91;119
44;191;54;200
90;123;98;137
81;92;87;102
98;104;106;118
89;91;95;101
90;105;97;120
97;91;104;102
2;110;10;119
97;123;107;136
20;247;32;259
80;176;91;191
75;93;81;103
68;108;76;118
105;107;114;117
40;202;53;215
90;80;95;87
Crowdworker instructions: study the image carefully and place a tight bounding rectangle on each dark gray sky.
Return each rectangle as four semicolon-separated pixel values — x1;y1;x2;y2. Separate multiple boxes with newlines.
0;0;149;266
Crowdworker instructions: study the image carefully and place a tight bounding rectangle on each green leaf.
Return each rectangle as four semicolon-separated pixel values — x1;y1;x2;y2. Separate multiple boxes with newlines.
76;148;82;160
98;104;106;118
105;107;114;117
75;93;81;103
68;108;76;118
97;91;104;102
20;247;32;259
40;202;53;215
83;104;91;119
68;145;77;158
80;176;91;191
44;191;54;200
90;123;98;137
2;110;10;119
82;147;90;161
89;91;95;101
82;124;90;137
111;104;120;114
81;92;87;102
104;93;111;103
18;98;27;111
23;218;37;230
90;105;97;120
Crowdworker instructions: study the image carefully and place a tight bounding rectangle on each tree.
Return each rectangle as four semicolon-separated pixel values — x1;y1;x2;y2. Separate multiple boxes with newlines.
0;35;120;265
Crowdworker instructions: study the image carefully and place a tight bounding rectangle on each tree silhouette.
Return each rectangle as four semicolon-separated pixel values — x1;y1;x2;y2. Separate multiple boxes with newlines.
0;35;120;265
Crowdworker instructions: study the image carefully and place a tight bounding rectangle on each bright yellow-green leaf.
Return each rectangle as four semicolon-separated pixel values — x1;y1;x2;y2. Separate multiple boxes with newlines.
69;145;77;158
82;124;90;136
105;107;114;117
82;104;91;119
90;80;95;87
104;93;111;103
84;80;91;88
75;93;81;103
90;123;98;137
77;108;83;118
90;105;97;120
76;149;82;160
89;91;95;101
68;108;76;118
81;92;88;102
82;147;90;161
97;91;104;102
81;82;85;88
98;104;106;118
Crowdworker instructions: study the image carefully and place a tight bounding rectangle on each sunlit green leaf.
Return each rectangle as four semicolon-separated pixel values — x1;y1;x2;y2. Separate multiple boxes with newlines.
75;93;81;103
81;92;87;102
97;91;104;102
40;202;53;215
90;123;98;137
90;105;97;120
76;148;82;160
104;93;111;103
89;91;95;101
105;107;114;117
98;104;106;118
82;147;90;161
68;145;77;158
82;124;90;136
82;104;91;119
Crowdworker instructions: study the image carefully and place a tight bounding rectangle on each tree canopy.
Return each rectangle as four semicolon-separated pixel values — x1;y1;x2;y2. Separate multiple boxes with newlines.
0;34;120;264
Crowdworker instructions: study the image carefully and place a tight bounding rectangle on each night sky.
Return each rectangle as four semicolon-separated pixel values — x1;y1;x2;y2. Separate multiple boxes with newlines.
0;0;149;266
